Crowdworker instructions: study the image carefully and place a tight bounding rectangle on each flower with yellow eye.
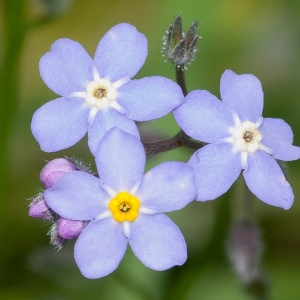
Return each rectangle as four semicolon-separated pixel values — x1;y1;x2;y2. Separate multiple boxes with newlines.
31;23;183;155
44;128;196;279
174;69;300;209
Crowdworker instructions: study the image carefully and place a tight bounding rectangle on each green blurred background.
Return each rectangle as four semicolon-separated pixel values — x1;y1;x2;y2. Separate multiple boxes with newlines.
1;0;300;299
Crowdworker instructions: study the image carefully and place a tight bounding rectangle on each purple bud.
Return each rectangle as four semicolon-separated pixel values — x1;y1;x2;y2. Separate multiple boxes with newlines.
227;220;262;284
57;217;88;240
28;193;53;220
40;158;76;189
227;220;269;297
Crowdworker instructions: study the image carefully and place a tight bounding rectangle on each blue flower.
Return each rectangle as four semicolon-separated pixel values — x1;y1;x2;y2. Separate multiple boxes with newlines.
174;69;300;209
44;128;196;278
31;23;183;154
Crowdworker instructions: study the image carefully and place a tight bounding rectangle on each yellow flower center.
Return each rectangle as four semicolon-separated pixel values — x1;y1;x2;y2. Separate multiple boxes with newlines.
109;191;140;222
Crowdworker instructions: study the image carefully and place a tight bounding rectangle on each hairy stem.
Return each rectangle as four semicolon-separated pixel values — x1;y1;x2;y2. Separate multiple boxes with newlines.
142;63;202;155
142;131;204;155
176;67;188;96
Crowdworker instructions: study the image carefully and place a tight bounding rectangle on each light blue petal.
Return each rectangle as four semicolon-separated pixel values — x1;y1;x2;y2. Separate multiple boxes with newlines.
117;77;183;121
94;23;147;82
44;171;109;220
95;128;145;191
39;39;94;96
75;219;127;279
243;151;294;210
136;162;196;212
189;143;241;200
88;108;140;155
174;90;234;143
220;70;263;123
31;97;90;152
259;118;300;161
129;214;187;270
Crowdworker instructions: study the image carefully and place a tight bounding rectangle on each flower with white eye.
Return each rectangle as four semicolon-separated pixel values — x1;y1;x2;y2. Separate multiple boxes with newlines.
31;23;184;155
44;128;196;279
174;69;300;209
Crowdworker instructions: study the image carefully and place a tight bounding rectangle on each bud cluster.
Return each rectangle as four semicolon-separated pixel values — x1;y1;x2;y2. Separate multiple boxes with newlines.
28;157;92;249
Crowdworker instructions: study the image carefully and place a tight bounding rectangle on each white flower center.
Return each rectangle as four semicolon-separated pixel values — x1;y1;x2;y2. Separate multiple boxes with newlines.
230;121;262;154
85;79;118;110
224;117;273;169
67;66;130;125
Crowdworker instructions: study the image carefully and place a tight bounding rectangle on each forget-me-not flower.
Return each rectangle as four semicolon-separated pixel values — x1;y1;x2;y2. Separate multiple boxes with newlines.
31;23;184;154
44;128;196;278
174;69;300;209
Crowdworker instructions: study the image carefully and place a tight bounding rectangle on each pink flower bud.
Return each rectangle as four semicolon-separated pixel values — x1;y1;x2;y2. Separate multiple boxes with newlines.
28;193;53;220
57;217;88;240
227;220;262;284
40;158;76;189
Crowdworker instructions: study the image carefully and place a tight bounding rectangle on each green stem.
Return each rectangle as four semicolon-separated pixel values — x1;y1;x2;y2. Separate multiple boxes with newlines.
0;0;27;285
241;182;255;220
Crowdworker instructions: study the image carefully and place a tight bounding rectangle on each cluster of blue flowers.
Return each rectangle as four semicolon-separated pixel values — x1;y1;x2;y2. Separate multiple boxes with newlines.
29;23;300;279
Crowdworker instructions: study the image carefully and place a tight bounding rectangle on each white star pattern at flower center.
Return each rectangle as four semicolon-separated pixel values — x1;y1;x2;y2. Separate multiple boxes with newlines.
85;79;118;109
68;67;130;124
230;121;263;153
225;116;273;169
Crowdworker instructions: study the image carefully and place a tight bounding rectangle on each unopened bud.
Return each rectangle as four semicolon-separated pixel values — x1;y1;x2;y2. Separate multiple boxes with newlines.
227;220;261;284
57;217;88;240
40;158;77;189
28;193;54;220
163;16;200;68
227;220;269;298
